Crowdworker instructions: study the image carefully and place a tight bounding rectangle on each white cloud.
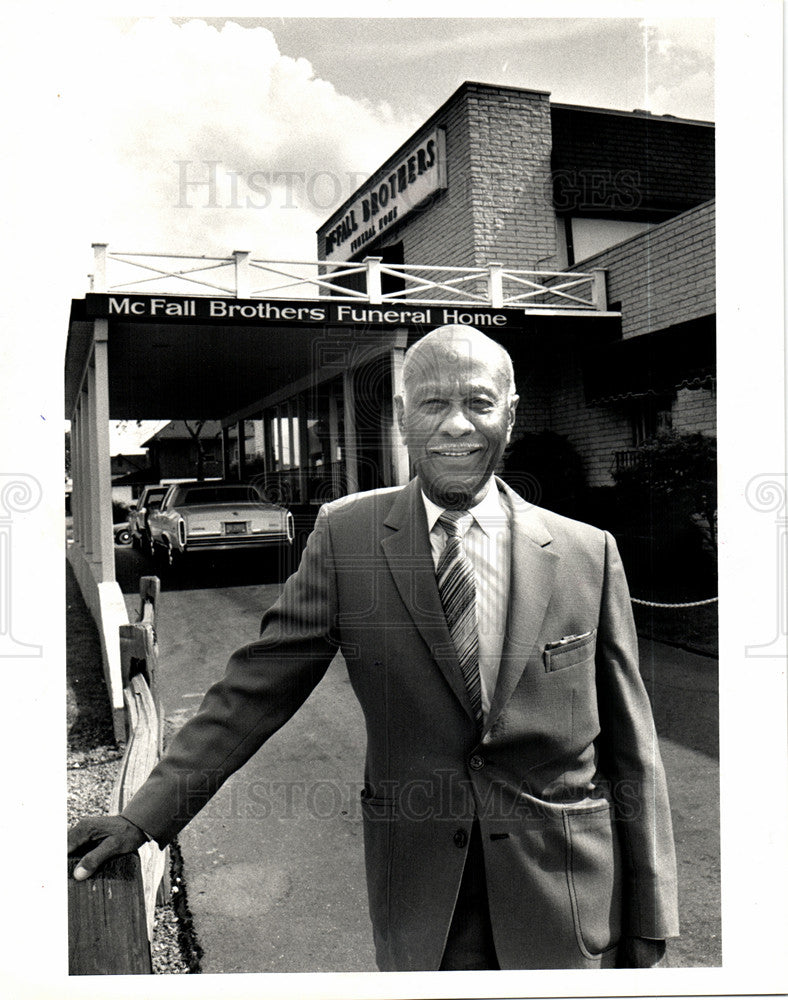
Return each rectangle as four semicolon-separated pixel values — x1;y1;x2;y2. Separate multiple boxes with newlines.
645;17;714;58
59;18;418;264
641;18;714;119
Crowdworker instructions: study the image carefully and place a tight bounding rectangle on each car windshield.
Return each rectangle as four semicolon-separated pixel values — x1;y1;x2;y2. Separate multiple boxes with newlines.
178;486;262;506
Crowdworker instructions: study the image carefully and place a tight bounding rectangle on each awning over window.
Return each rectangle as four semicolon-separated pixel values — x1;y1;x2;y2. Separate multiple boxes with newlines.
583;316;715;404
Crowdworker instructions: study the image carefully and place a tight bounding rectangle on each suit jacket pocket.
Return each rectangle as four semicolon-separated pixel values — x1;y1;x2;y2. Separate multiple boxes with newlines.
543;629;597;672
563;802;622;958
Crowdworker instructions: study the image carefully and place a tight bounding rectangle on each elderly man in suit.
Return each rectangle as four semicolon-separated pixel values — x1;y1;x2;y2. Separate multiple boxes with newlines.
69;325;678;970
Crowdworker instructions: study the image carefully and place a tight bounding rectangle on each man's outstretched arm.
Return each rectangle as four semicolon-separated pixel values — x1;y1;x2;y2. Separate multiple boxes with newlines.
67;505;339;874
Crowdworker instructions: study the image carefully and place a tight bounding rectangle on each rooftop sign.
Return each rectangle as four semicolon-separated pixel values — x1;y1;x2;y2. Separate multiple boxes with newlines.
321;128;447;263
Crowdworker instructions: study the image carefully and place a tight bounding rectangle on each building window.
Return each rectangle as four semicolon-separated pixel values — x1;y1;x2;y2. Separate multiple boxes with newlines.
254;377;347;505
628;393;674;446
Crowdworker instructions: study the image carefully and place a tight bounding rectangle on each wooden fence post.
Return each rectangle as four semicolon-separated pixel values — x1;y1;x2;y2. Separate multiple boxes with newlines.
68;574;167;973
68;854;152;975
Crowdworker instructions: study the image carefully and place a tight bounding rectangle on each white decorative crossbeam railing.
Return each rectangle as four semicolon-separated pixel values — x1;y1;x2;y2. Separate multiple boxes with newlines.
89;244;610;313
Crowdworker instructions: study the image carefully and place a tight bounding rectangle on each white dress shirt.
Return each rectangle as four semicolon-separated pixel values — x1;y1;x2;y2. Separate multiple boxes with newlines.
421;479;512;717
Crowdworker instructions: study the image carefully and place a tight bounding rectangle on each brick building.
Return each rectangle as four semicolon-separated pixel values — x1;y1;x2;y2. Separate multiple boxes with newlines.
316;81;715;491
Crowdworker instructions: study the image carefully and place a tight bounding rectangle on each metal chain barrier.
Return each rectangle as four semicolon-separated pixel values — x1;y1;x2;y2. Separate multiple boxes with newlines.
630;596;718;608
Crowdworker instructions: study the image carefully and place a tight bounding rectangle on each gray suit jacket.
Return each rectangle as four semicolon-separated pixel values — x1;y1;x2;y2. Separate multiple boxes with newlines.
122;476;679;970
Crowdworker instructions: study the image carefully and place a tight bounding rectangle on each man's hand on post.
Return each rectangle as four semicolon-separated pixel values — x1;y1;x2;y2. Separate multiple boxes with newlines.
67;815;148;880
617;936;667;968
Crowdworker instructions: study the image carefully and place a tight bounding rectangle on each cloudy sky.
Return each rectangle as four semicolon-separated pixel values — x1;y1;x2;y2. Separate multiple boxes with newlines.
54;16;713;294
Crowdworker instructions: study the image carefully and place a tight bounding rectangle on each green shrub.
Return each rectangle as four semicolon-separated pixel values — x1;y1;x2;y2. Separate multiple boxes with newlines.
612;431;717;552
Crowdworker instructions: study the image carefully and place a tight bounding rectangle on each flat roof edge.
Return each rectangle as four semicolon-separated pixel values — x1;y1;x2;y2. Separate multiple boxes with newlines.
551;101;714;127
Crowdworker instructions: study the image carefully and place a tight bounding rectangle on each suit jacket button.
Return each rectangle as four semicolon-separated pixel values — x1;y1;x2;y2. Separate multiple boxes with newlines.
453;829;468;848
469;754;485;771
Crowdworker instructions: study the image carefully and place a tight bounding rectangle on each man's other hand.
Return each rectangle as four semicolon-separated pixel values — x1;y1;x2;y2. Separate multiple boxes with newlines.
617;936;667;968
68;815;148;880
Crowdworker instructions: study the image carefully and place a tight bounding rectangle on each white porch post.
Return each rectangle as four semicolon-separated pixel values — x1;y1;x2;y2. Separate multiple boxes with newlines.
80;389;92;554
87;361;102;566
70;403;81;545
90;321;115;582
487;262;504;308
92;243;108;293
364;256;383;305
389;346;411;486
81;383;93;558
591;268;608;311
233;250;250;298
65;312;128;741
221;426;232;480
236;420;247;482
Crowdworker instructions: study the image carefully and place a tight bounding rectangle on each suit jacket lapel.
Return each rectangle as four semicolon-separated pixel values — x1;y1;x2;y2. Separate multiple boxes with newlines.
485;479;559;734
380;480;477;723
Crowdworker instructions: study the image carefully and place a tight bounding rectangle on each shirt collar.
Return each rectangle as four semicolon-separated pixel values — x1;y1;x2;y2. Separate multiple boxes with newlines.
420;477;506;538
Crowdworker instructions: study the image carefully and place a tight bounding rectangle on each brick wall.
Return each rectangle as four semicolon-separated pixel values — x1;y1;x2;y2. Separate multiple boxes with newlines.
550;105;715;216
464;85;558;269
507;336;634;488
318;85;714;279
389;84;559;272
673;382;716;434
399;84;559;270
579;200;716;338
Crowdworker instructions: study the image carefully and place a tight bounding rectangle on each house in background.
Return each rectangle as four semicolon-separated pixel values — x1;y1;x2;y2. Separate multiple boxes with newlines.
109;451;152;503
142;420;224;483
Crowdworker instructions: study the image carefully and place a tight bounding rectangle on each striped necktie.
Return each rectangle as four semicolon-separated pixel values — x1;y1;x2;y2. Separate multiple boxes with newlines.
436;510;483;727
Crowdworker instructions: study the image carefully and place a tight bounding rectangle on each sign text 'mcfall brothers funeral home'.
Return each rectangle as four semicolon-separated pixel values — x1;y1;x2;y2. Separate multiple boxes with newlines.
85;292;522;330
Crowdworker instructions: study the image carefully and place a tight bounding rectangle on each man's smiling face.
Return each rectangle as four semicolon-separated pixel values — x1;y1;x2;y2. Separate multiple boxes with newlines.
395;327;519;509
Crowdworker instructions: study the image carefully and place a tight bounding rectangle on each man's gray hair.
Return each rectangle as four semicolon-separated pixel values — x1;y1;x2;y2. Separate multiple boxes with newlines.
401;325;516;398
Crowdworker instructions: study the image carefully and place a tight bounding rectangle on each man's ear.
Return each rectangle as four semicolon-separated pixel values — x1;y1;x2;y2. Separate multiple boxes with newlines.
394;394;406;440
507;393;520;432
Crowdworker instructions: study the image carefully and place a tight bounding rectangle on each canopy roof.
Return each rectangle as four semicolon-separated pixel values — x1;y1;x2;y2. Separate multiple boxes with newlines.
65;294;619;421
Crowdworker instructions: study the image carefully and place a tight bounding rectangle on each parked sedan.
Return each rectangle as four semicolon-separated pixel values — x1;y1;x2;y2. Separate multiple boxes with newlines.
128;485;169;554
148;482;294;566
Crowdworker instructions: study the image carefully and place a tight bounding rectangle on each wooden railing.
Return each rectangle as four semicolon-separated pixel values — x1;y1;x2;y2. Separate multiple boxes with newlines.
89;244;611;313
613;449;642;474
68;576;167;976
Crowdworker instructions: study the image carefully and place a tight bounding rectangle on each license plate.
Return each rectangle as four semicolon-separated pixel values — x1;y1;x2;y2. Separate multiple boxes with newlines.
224;522;247;535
